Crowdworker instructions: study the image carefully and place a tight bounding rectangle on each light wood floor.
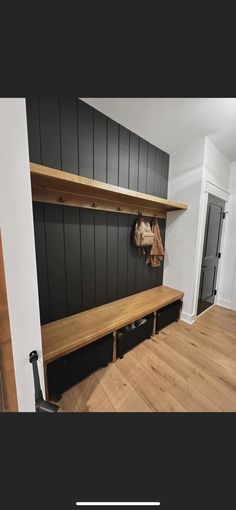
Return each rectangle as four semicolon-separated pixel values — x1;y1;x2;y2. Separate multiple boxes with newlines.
58;305;236;412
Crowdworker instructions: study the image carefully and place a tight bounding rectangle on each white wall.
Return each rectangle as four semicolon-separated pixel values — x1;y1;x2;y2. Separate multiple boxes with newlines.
0;98;44;411
195;138;231;315
217;162;236;310
164;136;232;323
204;137;231;192
163;137;205;323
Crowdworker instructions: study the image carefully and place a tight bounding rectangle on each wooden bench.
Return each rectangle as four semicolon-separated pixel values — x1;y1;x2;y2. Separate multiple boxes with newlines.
42;285;184;397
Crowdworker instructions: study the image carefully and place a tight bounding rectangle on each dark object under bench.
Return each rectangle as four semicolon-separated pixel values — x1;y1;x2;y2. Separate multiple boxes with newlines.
47;334;113;401
156;299;182;333
116;314;154;359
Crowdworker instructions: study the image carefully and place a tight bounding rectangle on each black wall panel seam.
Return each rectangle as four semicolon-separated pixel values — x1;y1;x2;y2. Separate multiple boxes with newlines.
93;210;97;304
76;100;79;174
58;97;63;170
92;110;95;179
37;98;43;164
106;117;108;183
127;131;131;189
62;207;69;315
145;143;149;195
118;124;120;186
79;207;83;310
106;213;108;303
43;204;52;321
137;137;140;203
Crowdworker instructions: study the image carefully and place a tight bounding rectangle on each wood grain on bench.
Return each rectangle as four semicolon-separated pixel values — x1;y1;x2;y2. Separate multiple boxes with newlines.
42;286;183;364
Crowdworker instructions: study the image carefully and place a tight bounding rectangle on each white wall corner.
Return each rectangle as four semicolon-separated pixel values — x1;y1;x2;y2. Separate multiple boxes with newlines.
204;137;231;193
180;310;196;325
164;137;206;322
217;161;236;311
0;98;44;412
216;297;236;311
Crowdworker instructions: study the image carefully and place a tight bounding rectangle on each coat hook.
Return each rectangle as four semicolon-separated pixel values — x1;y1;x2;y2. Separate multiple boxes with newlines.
58;196;64;203
117;207;122;212
92;202;97;208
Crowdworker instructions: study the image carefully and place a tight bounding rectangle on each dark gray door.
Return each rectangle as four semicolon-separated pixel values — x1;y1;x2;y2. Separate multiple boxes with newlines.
197;194;225;315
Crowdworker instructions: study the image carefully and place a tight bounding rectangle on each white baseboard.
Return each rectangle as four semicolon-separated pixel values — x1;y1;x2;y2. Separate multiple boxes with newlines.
181;310;196;324
216;297;236;311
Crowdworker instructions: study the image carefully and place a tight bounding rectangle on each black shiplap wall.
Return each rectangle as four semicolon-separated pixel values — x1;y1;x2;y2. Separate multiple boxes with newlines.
27;97;169;325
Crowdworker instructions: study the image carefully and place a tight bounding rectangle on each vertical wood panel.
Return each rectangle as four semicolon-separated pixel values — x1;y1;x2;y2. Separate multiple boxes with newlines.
39;97;61;168
158;218;166;285
107;119;119;185
138;139;148;193
161;152;169;198
135;249;144;293
95;211;107;306
94;110;107;182
33;203;50;324
146;144;156;195
118;214;129;299
149;218;166;288
118;126;129;188
28;98;169;324
127;216;137;295
44;204;67;321
25;97;41;163
143;253;152;291
64;207;82;315
80;209;96;310
107;212;118;302
78;100;94;178
59;97;78;174
129;132;139;191
154;148;163;197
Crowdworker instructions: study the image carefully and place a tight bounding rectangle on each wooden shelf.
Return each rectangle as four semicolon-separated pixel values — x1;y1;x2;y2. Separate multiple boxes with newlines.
30;163;188;219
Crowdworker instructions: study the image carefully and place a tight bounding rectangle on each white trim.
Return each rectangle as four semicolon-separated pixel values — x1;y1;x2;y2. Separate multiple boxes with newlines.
181;310;196;324
204;179;230;202
217;297;236;311
192;175;208;321
193;178;230;320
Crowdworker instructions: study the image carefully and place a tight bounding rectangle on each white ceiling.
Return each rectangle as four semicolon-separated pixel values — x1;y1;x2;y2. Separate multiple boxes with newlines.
81;98;236;161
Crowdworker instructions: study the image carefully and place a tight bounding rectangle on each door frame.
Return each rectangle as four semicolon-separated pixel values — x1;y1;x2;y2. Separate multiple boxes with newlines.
192;179;230;320
197;193;225;316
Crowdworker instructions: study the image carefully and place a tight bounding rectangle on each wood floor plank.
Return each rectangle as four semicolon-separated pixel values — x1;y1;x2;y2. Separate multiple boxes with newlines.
54;305;236;412
72;373;116;412
159;331;236;395
188;369;236;412
95;363;151;412
130;342;221;412
148;337;197;379
116;352;186;412
166;323;236;374
59;388;79;412
197;307;236;332
195;321;236;345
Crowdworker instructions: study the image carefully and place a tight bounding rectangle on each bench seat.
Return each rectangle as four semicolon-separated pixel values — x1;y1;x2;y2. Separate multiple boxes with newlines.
42;285;184;365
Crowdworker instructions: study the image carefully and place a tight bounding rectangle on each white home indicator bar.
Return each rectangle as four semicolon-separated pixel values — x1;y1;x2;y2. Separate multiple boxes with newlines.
76;503;161;507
